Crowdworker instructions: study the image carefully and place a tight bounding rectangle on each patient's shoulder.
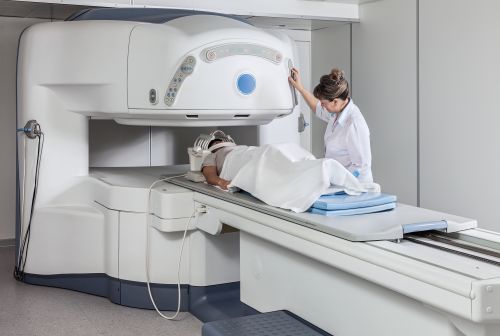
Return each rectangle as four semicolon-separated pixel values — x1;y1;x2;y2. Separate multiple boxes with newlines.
202;152;216;167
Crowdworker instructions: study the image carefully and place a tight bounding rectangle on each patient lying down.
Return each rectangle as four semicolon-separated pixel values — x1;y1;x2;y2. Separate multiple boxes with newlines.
201;141;379;213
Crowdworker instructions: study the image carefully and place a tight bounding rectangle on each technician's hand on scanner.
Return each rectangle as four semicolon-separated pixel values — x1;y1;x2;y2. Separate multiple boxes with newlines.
288;67;304;91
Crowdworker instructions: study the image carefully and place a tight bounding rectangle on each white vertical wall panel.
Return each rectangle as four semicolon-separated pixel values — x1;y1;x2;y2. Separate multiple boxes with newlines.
0;17;46;240
419;0;500;231
311;23;351;159
352;0;417;205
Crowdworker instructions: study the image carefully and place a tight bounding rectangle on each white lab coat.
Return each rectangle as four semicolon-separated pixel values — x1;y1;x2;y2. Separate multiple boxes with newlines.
315;99;373;182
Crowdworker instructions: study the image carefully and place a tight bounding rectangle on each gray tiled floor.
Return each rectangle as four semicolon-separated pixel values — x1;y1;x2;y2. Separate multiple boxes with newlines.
0;246;202;336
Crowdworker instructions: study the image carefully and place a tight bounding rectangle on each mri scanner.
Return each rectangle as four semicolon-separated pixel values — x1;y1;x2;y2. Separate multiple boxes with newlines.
15;9;500;336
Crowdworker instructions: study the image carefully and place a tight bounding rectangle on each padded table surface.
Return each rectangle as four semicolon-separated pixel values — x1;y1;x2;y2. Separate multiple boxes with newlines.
168;177;477;241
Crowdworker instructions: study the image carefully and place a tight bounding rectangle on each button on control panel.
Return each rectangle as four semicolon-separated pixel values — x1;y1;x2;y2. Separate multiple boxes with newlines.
149;88;158;105
165;56;196;106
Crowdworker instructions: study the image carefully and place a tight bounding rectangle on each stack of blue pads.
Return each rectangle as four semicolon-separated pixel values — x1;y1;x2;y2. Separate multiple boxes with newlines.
308;192;397;216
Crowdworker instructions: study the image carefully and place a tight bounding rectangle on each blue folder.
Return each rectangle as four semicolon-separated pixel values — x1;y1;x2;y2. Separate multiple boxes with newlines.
311;192;397;211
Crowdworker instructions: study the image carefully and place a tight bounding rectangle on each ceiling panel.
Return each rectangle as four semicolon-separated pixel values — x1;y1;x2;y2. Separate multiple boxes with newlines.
245;15;350;31
307;0;379;3
0;0;367;25
0;0;92;20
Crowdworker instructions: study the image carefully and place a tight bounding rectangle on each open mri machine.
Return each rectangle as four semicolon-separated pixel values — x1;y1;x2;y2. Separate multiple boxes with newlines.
15;9;500;336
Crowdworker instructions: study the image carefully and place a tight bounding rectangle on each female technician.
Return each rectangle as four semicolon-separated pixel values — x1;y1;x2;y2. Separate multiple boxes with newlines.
289;67;373;183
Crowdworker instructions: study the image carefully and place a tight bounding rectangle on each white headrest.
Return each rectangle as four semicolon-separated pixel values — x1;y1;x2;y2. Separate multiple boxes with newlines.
208;142;236;152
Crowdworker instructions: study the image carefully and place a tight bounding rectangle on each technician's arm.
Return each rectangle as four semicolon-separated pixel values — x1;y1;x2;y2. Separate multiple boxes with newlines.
288;67;318;112
201;166;231;190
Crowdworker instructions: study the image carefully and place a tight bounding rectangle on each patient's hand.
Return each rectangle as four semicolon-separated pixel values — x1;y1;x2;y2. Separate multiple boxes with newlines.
217;178;231;190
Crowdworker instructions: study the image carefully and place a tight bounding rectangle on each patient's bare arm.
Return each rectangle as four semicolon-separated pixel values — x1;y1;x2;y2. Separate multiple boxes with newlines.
201;166;231;190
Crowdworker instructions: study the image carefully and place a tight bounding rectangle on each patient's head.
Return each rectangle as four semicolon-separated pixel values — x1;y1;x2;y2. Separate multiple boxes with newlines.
208;139;223;152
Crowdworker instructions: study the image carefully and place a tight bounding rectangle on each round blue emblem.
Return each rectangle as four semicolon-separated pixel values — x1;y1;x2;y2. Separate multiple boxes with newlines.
236;73;256;95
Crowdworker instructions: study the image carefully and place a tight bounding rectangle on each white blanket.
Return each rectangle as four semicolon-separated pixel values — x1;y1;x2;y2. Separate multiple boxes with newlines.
220;143;379;212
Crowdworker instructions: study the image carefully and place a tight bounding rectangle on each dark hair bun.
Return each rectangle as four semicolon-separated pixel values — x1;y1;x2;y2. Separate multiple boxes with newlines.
313;68;350;101
330;68;344;82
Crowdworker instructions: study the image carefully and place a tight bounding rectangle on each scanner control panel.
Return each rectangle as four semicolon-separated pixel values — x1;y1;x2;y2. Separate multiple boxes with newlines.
165;56;196;106
201;43;282;64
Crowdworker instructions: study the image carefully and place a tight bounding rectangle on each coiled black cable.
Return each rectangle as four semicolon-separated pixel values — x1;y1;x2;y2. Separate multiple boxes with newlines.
14;131;44;281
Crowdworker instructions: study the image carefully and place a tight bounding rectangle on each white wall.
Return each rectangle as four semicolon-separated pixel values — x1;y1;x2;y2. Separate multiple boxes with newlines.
419;0;500;231
311;23;351;158
352;0;418;205
0;17;46;241
351;0;500;231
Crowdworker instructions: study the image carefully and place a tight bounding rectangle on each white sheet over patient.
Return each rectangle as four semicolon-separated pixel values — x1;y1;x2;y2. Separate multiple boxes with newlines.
220;143;378;212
